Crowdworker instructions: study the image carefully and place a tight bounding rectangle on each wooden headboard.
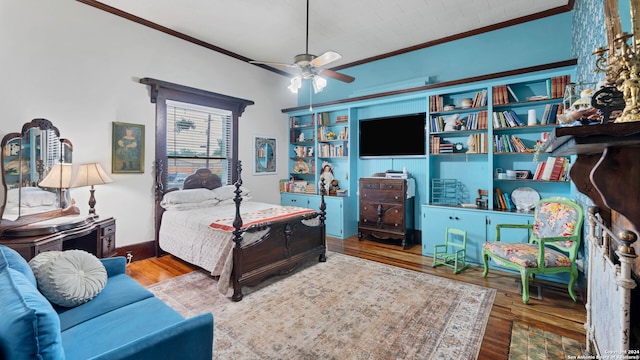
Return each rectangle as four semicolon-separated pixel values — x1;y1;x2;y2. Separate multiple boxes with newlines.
182;168;223;190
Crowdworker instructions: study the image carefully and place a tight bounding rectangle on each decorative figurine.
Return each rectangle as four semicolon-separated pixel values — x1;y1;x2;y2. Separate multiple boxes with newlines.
466;135;477;154
318;162;334;194
443;114;462;131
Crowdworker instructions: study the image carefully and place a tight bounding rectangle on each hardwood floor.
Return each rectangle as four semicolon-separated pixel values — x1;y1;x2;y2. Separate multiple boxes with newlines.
127;236;586;359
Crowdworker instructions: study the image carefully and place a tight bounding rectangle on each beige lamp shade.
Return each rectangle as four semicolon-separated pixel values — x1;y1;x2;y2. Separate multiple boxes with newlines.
72;163;113;188
38;163;73;188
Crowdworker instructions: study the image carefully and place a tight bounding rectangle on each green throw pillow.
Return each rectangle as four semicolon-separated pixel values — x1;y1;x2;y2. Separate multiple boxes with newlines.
29;250;107;307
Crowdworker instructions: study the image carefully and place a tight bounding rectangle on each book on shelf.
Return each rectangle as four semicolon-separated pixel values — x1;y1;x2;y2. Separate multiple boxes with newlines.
533;161;546;180
549;157;567;181
335;115;348;123
506;85;519;102
503;192;515;210
540;156;557;180
495;188;507;210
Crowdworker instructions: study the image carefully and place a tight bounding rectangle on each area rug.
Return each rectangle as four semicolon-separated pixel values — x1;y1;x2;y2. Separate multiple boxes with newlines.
508;322;586;360
148;252;496;359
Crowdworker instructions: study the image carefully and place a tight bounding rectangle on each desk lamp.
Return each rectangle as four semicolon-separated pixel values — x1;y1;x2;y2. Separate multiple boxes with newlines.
72;163;113;217
38;163;73;208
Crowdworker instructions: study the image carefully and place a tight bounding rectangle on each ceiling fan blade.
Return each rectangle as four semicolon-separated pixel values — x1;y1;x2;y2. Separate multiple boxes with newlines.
311;51;342;67
318;69;355;83
249;60;297;68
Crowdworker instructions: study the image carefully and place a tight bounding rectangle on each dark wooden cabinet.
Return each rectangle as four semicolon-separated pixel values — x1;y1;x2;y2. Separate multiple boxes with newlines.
0;216;116;261
358;177;414;249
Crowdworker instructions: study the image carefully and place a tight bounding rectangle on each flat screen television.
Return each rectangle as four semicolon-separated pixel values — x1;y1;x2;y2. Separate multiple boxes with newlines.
359;113;426;158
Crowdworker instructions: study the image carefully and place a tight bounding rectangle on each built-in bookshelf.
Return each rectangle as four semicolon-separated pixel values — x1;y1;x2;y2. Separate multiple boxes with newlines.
284;108;357;239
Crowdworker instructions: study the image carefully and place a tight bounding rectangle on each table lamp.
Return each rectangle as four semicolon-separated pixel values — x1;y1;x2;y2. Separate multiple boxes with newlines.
72;163;113;217
38;163;73;208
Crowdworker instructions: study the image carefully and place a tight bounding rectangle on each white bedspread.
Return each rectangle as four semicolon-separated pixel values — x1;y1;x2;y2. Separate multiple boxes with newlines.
159;201;314;296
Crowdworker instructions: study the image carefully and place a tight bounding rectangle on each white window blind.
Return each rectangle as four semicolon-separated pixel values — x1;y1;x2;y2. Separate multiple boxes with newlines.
166;100;232;188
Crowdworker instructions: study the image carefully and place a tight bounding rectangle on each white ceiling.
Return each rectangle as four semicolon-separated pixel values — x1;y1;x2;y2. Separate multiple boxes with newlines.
93;0;570;72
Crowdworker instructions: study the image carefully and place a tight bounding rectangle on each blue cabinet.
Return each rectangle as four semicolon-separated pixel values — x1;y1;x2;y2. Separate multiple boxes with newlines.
422;206;486;264
422;205;533;265
280;192;354;239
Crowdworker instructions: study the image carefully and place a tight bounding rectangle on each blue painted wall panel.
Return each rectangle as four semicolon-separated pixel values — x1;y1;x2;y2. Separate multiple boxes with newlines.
300;12;573;105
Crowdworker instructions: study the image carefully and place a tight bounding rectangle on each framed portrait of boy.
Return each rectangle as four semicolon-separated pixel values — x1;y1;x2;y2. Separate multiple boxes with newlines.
112;122;144;173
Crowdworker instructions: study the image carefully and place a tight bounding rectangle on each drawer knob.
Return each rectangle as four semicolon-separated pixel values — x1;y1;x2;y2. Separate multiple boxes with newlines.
395;196;399;200
364;194;367;198
394;209;398;213
363;219;368;223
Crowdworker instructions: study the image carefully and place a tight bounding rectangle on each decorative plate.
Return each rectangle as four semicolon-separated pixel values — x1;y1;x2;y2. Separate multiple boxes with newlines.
293;160;310;174
511;187;540;211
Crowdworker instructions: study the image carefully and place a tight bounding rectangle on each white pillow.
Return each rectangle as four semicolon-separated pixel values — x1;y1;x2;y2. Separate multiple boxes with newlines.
211;185;251;201
161;199;220;211
7;187;57;207
160;188;219;207
29;250;107;308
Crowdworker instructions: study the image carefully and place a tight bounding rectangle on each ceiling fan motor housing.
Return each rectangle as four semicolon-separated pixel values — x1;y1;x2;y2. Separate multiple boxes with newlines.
294;53;316;67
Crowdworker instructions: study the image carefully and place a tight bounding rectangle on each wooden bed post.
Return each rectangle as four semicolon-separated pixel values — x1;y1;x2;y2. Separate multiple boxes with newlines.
319;178;327;262
231;161;244;301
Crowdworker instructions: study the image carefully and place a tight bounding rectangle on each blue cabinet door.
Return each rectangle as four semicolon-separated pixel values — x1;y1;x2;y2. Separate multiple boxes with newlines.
485;212;532;243
281;193;345;239
323;197;343;238
422;206;486;264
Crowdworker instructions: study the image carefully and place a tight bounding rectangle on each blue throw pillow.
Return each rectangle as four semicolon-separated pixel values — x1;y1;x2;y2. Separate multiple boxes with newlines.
0;267;65;359
0;244;36;286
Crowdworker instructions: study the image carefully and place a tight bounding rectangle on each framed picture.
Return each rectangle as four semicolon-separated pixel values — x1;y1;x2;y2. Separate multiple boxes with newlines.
254;136;276;175
112;122;144;173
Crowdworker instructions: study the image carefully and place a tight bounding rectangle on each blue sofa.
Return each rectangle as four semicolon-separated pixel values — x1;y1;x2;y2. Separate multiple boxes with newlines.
0;245;214;359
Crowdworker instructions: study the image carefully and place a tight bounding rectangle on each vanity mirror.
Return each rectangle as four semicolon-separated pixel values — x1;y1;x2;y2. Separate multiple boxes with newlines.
0;118;78;228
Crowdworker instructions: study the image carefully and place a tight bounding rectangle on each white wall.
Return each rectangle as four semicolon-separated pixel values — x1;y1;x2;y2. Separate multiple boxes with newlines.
0;0;296;247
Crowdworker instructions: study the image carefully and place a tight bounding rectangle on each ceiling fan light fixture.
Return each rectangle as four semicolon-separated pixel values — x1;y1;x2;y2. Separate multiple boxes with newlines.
312;75;327;93
288;75;302;93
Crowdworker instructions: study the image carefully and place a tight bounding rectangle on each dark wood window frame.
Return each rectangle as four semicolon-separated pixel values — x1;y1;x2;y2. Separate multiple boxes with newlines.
139;77;254;252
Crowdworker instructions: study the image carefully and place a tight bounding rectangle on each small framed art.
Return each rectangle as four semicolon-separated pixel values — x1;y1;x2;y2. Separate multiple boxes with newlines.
112;122;144;173
254;136;276;175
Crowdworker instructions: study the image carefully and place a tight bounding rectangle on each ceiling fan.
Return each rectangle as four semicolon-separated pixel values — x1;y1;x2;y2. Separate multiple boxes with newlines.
249;0;355;94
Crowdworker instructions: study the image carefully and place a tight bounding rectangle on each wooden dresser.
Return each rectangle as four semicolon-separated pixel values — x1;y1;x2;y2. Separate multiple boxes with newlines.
358;177;414;249
0;216;116;261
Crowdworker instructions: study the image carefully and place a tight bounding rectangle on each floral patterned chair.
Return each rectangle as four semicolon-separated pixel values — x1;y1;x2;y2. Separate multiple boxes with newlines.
481;197;584;304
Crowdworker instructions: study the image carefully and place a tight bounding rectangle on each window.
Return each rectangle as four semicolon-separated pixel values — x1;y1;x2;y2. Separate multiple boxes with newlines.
166;100;232;188
139;77;254;195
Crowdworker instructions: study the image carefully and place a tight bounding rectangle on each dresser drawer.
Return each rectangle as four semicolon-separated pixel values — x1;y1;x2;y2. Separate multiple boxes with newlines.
359;203;405;226
360;180;405;191
102;222;116;236
360;189;405;203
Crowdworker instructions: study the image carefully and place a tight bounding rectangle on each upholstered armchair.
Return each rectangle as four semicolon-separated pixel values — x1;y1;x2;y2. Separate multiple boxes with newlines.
482;197;584;304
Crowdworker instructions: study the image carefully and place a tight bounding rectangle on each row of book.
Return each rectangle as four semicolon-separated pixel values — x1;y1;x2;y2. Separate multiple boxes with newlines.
494;188;515;210
429;111;489;132
539;103;561;125
492;110;524;128
317;143;348;157
493;134;529;153
492;85;519;105
491;75;571;106
315;112;349;125
465;110;489;130
549;75;571;99
533;156;569;181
